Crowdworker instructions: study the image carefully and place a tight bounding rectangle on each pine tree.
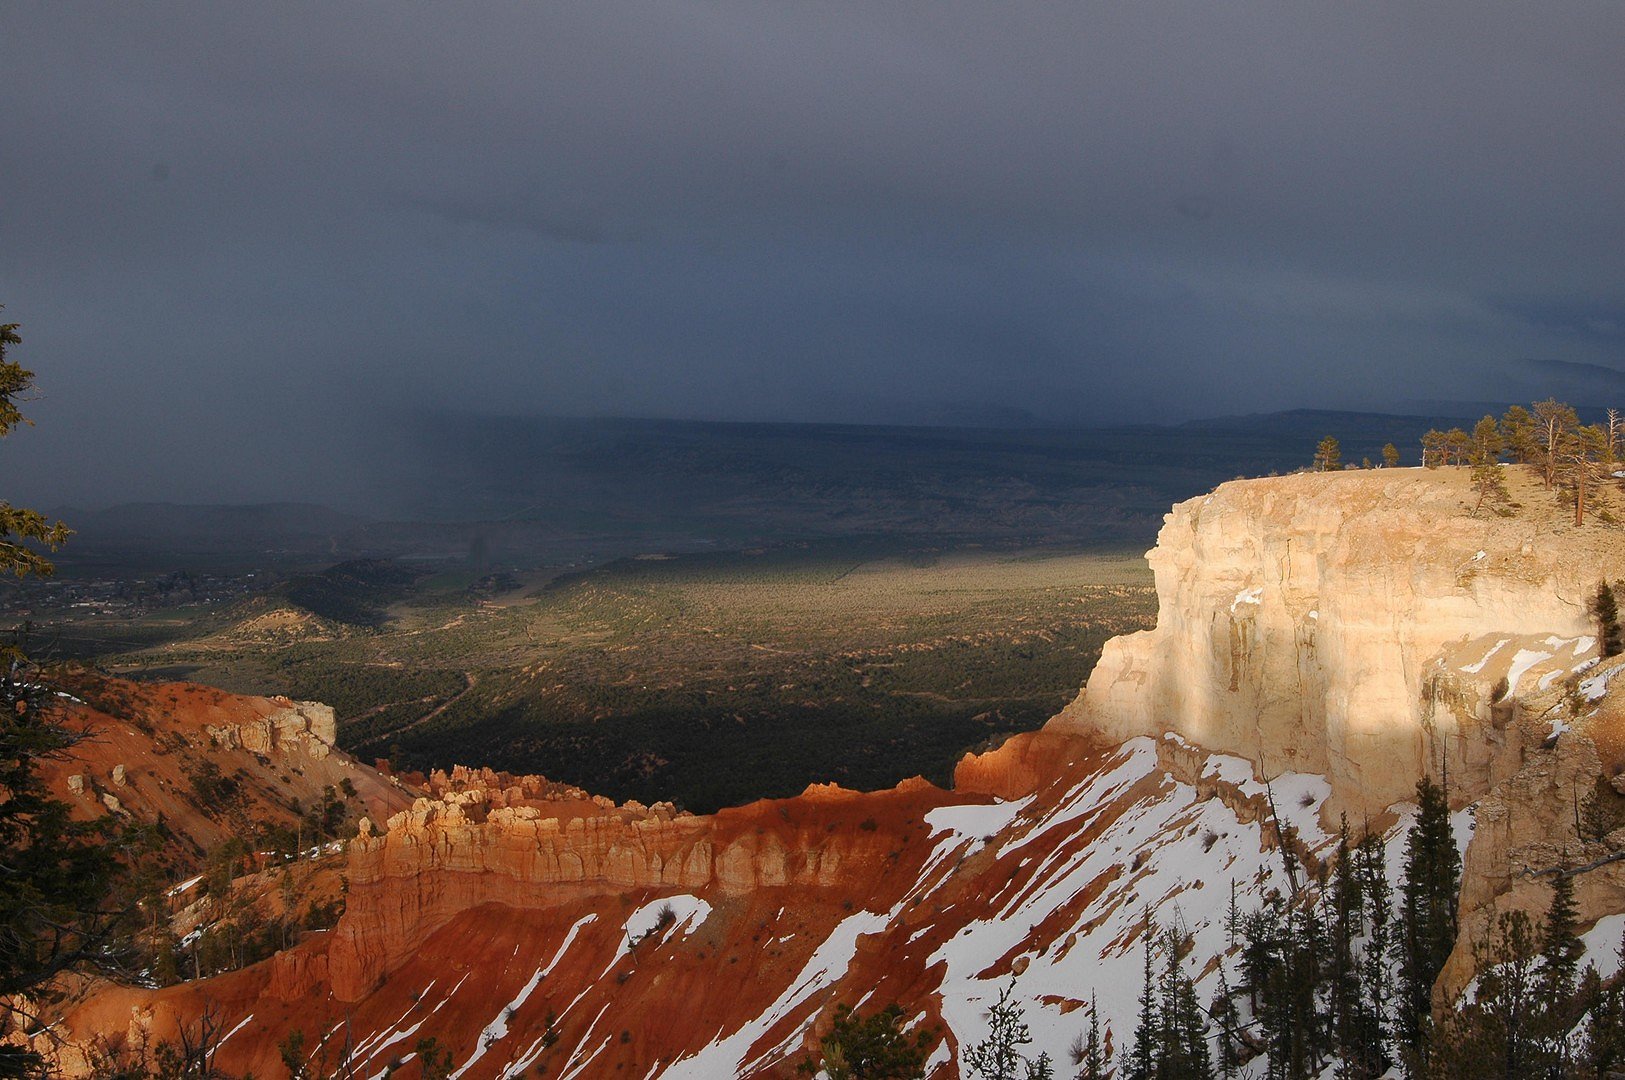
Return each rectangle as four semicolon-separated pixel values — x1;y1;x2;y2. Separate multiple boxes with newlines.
1241;900;1280;1014
1352;830;1395;1078
1530;869;1583;1073
1244;889;1330;1080
0;311;126;1080
1075;994;1107;1080
1314;436;1343;472
416;1036;454;1080
1581;930;1625;1076
0;312;70;583
965;981;1040;1080
1563;423;1610;526
1428;910;1538;1079
1398;776;1461;1063
1330;824;1368;1076
1421;429;1446;468
1225;879;1242;955
1171;963;1211;1079
1466;421;1513;516
1212;966;1242;1080
1126;932;1159;1080
1382;443;1401;468
1443;428;1472;466
1532;398;1579;489
1593;581;1623;658
1537;871;1582;1004
1154;927;1211;1080
799;1003;934;1079
1500;405;1538;464
1471;415;1503;464
1281;900;1328;1077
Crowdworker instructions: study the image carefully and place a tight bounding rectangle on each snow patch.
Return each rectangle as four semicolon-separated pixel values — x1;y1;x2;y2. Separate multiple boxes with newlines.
1506;649;1555;694
1230;586;1263;613
1267;773;1333;844
166;875;203;898
1450;808;1476;858
1460;639;1509;674
1581;664;1622;703
618;895;711;957
1195;755;1329;844
1582;914;1625;981
660;906;898;1078
456;915;596;1078
215;1015;254;1050
926;797;1034;843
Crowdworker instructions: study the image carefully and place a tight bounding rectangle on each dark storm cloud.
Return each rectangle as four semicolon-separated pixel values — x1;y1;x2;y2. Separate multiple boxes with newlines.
1;2;1622;507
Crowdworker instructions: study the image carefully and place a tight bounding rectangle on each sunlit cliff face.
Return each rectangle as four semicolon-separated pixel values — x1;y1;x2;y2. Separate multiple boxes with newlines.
1060;468;1624;813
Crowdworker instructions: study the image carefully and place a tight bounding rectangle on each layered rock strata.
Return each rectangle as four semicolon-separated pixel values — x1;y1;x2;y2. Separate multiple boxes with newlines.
326;776;929;999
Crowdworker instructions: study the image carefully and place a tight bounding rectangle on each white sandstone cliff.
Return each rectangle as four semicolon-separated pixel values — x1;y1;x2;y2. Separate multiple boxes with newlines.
1054;467;1623;812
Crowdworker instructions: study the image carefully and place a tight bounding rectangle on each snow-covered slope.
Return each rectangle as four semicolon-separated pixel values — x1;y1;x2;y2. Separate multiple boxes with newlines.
42;730;1429;1078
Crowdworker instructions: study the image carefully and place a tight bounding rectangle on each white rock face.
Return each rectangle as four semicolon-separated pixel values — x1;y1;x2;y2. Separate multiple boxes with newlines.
1053;469;1625;811
205;701;337;761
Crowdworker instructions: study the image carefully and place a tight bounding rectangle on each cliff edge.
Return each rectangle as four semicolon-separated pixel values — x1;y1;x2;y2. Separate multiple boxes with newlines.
1054;467;1623;811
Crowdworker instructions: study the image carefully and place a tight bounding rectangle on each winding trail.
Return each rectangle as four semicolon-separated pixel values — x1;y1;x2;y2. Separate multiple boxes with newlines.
353;670;479;749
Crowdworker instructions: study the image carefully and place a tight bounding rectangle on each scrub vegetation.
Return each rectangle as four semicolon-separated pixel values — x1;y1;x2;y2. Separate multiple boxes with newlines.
57;543;1156;812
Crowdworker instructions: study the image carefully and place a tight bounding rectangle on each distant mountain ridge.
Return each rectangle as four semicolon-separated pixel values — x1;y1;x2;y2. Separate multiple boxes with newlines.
37;408;1532;573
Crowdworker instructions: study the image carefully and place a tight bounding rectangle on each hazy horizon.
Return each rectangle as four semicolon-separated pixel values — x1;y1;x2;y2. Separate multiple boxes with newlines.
14;402;1566;519
3;4;1622;509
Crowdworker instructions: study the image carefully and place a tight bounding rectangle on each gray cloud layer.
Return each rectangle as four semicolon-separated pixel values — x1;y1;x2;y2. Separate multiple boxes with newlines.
2;2;1622;506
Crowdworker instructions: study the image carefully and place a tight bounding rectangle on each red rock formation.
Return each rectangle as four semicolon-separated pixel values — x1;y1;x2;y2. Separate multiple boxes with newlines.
33;674;415;862
324;775;934;1001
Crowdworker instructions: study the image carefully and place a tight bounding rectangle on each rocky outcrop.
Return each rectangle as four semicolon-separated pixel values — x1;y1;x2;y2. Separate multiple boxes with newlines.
1055;469;1624;812
205;698;337;759
326;776;915;1000
1433;652;1625;999
34;675;413;865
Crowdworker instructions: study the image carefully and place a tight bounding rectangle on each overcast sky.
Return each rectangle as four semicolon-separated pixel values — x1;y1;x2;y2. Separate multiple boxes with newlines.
3;2;1623;506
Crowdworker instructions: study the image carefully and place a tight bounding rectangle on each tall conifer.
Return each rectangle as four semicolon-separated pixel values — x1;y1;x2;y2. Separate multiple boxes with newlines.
1213;966;1242;1080
1593;581;1623;658
1126;932;1158;1080
1076;994;1107;1080
1398;776;1461;1059
1582;930;1625;1075
1155;927;1211;1079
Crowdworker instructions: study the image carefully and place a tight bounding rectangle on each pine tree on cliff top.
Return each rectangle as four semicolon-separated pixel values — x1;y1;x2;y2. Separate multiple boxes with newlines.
1314;435;1343;472
1500;404;1537;464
